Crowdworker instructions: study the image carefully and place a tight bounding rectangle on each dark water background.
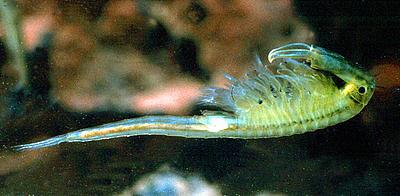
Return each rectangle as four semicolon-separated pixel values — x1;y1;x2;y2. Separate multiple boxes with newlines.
1;0;399;195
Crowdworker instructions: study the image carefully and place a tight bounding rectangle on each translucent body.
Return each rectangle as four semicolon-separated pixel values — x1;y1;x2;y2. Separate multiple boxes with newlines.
14;43;375;151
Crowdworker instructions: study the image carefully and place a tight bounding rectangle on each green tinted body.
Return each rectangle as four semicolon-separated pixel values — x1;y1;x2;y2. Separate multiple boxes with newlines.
14;43;375;151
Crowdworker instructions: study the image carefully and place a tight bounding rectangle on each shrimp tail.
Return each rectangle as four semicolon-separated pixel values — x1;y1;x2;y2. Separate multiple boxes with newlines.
13;115;238;151
13;134;68;151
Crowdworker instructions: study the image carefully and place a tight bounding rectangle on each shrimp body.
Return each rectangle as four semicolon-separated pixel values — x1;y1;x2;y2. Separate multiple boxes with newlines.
14;43;375;151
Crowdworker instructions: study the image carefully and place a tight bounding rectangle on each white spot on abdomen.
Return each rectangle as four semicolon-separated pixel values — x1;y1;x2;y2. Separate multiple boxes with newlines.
206;117;229;132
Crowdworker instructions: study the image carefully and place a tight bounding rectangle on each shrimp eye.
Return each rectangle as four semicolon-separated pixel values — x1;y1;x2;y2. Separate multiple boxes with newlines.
185;2;208;24
358;86;366;94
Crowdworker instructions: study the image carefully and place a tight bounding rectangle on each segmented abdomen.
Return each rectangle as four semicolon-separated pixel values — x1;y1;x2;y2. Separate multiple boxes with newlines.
226;59;355;138
238;93;355;138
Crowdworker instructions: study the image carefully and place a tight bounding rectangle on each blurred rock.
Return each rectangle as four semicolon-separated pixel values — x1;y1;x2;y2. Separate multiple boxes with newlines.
141;0;314;86
117;165;221;196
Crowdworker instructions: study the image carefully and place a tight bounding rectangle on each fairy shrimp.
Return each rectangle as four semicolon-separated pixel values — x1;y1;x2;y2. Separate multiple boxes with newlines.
14;43;375;151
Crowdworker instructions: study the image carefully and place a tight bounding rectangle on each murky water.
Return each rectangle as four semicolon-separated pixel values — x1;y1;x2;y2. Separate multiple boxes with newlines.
1;0;399;195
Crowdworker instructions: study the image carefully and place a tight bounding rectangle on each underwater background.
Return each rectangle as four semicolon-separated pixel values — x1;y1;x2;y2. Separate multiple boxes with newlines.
1;0;399;195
